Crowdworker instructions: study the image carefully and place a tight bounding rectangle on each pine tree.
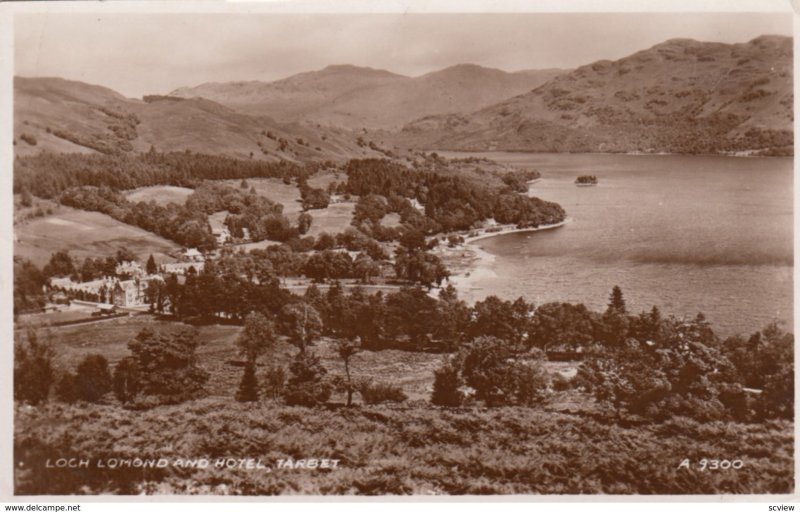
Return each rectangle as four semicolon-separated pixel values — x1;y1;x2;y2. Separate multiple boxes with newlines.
146;254;157;275
607;286;627;315
601;286;629;346
235;362;259;402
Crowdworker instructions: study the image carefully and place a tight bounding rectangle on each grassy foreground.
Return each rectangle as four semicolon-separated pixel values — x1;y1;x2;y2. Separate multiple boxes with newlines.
15;399;793;495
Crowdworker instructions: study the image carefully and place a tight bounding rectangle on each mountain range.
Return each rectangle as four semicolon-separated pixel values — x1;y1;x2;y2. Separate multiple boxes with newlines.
14;35;793;159
170;64;564;130
392;35;793;154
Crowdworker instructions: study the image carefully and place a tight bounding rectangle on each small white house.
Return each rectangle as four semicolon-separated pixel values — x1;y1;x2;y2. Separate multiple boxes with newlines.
183;248;204;262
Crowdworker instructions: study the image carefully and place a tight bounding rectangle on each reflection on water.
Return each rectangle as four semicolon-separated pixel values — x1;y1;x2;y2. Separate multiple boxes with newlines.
444;152;793;338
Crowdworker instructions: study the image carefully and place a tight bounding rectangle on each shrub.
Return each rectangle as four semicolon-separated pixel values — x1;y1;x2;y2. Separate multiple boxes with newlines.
14;330;55;405
460;337;515;406
457;337;550;407
20;133;37;146
75;354;112;402
20;188;33;208
505;359;550;405
235;363;259;402
358;381;408;405
263;365;286;401
552;372;573;391
762;365;793;420
431;359;463;406
284;381;332;407
55;373;81;403
284;351;331;407
113;357;141;404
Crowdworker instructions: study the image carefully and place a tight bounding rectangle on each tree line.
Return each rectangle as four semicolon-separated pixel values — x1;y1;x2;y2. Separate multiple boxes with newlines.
14;149;313;199
15;283;793;424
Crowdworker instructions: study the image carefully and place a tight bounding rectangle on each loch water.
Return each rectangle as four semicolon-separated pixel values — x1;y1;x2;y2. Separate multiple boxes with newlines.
444;152;793;338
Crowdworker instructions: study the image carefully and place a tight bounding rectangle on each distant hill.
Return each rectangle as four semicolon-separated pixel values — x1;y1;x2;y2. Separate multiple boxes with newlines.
14;76;386;162
170;65;409;124
169;64;564;129
305;65;564;129
393;36;793;155
16;36;792;159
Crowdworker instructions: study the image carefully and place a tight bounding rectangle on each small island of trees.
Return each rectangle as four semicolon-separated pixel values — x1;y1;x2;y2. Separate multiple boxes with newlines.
575;175;598;186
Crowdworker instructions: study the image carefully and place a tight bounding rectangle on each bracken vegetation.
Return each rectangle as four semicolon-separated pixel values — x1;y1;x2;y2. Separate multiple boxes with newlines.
14;400;792;495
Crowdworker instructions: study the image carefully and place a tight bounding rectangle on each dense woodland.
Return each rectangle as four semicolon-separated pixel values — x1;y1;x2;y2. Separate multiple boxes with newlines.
13;150;311;198
340;158;563;232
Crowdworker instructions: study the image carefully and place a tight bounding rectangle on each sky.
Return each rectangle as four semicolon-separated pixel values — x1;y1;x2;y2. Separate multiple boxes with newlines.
14;11;793;98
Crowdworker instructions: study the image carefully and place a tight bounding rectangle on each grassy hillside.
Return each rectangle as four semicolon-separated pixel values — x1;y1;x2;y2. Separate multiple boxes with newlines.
14;77;385;162
395;36;793;155
14;207;180;267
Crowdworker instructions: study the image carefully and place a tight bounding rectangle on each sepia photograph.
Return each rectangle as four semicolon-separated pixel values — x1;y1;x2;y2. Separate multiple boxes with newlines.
5;2;795;498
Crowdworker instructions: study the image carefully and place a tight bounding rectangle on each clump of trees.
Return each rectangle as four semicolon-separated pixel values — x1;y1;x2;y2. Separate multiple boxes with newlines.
14;330;56;405
14;257;47;315
300;186;330;210
432;337;549;407
341;158;565;233
575;175;598;185
56;355;113;403
114;327;209;408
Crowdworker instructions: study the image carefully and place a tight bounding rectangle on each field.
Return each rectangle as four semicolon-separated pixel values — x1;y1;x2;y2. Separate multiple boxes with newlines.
218;178;355;237
15;315;794;495
14;207;181;267
222;178;303;219
124;185;194;206
305;202;356;238
16;304;98;330
381;212;402;228
208;211;228;231
306;170;347;190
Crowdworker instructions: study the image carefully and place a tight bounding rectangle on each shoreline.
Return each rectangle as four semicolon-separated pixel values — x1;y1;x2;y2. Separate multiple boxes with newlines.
463;218;572;244
436;218;571;303
435;149;792;159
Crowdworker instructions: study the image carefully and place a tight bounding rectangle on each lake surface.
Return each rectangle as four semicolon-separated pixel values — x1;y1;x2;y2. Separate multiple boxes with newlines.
442;152;794;338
